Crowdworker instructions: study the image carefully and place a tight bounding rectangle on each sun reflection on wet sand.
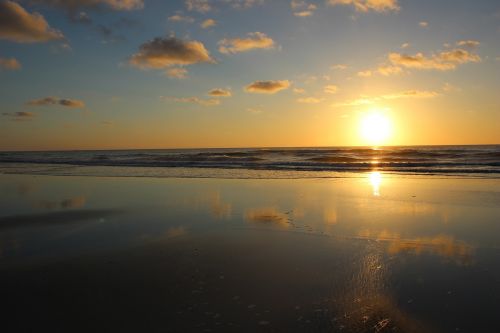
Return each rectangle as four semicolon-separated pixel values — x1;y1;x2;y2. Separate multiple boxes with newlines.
369;171;382;196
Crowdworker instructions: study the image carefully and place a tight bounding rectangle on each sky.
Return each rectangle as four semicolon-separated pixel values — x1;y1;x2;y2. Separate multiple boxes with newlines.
0;0;499;150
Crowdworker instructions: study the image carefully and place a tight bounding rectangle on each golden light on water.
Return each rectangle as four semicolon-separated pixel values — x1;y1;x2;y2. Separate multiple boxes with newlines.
360;111;392;146
369;171;382;196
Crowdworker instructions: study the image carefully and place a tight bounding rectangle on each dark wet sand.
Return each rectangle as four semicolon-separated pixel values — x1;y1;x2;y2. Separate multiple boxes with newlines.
1;173;500;332
3;228;500;332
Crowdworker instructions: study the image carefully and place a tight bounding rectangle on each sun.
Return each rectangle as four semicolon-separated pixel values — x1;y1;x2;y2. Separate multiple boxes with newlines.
359;111;392;146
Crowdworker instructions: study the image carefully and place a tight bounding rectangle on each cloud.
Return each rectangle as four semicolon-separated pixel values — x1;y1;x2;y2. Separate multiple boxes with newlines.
72;11;92;24
389;46;481;71
162;96;220;106
200;18;216;29
245;80;291;94
357;70;372;77
27;96;85;108
326;0;400;13
0;1;64;43
333;89;439;107
381;90;439;99
208;88;232;97
185;0;211;13
442;82;461;92
376;65;402;76
331;64;347;70
168;14;195;23
297;97;323;103
324;84;338;94
293;87;305;94
218;32;275;54
291;0;317;17
223;0;265;9
166;67;188;79
31;0;144;11
129;36;214;69
419;21;428;28
456;40;480;48
0;57;21;70
2;111;36;120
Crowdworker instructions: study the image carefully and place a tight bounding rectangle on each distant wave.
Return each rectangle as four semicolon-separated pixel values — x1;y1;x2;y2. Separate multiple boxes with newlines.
1;145;499;175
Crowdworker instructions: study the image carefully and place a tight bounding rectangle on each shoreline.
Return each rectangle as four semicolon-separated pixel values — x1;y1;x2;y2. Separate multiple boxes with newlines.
1;162;499;179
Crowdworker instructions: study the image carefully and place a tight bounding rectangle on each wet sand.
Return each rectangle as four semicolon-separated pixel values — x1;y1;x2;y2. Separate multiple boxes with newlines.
1;173;500;332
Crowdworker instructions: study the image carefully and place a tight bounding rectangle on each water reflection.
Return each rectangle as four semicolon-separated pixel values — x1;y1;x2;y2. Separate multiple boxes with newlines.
369;171;382;196
35;196;86;210
358;229;474;265
244;207;290;226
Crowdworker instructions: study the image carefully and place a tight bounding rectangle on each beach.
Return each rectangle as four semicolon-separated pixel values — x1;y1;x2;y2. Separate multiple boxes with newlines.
1;167;500;332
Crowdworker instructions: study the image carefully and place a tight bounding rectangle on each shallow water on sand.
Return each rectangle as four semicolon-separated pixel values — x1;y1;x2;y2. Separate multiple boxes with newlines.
1;173;500;332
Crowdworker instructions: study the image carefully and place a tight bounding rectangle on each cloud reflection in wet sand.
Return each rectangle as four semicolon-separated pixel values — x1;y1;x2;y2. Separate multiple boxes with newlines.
35;196;86;210
358;229;474;264
244;207;290;226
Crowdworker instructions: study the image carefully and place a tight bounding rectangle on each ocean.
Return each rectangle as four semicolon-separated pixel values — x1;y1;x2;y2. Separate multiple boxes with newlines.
1;145;499;177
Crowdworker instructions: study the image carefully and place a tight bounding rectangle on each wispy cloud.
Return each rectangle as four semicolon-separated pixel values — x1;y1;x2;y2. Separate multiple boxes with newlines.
456;40;480;48
27;96;85;108
218;32;275;54
326;0;400;13
162;96;221;106
2;111;36;121
0;57;21;70
245;80;291;94
0;1;64;43
331;64;348;70
208;88;232;97
32;0;144;11
185;0;211;13
166;67;188;79
291;0;317;17
357;70;372;77
129;36;214;69
324;84;338;94
168;14;195;23
297;97;323;103
200;18;216;29
376;65;402;76
333;89;439;107
419;21;428;28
